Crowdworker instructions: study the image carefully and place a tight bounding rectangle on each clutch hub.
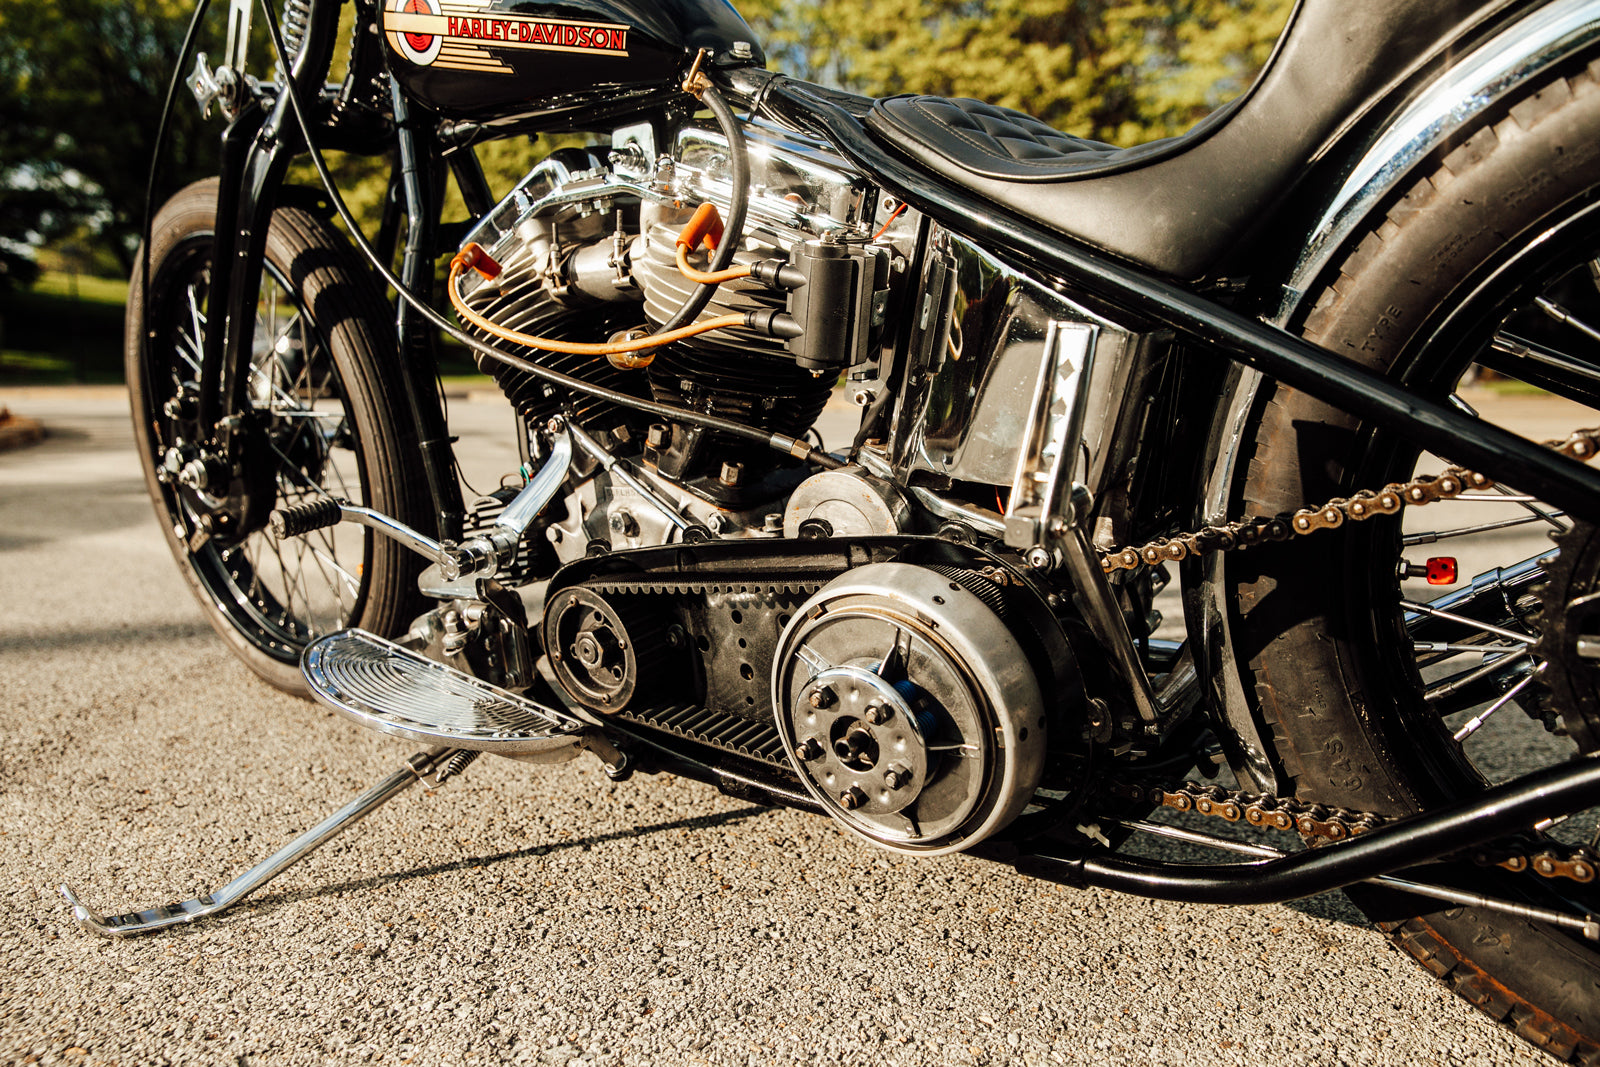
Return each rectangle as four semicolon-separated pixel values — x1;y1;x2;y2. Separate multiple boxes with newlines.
772;562;1052;854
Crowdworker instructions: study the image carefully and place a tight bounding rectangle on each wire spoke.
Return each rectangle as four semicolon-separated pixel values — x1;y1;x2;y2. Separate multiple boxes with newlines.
1538;295;1600;345
1401;599;1537;645
1425;649;1532;704
1453;666;1544;742
1491;480;1569;533
1404;511;1563;545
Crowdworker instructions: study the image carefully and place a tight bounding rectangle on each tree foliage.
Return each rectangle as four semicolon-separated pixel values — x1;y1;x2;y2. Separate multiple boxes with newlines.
0;0;1293;279
0;0;224;277
738;0;1293;145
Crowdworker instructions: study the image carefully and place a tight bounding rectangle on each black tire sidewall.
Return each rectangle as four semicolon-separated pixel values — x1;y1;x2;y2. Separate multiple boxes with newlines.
1229;68;1600;1051
127;179;426;694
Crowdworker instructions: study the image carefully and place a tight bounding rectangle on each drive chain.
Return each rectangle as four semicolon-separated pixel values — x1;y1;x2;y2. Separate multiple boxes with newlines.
1096;427;1600;881
1109;778;1599;883
1099;427;1600;573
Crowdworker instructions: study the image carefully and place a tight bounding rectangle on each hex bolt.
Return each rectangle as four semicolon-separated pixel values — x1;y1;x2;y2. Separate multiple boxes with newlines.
864;703;890;725
609;510;639;538
719;461;745;487
839;786;866;810
807;686;836;709
730;40;754;60
883;767;909;790
646;423;670;449
795;737;822;762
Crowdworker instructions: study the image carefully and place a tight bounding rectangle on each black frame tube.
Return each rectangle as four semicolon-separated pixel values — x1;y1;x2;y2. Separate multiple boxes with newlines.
757;76;1600;524
258;15;843;470
1022;755;1600;904
390;80;465;540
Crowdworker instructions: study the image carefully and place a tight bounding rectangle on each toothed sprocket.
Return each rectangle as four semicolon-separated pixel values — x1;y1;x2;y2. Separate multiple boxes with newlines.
1535;520;1600;753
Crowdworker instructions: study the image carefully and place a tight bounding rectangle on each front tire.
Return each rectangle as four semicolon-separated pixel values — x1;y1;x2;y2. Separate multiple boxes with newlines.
1228;66;1600;1058
127;179;428;694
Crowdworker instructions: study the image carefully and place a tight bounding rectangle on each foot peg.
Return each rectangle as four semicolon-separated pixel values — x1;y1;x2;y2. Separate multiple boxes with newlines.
60;747;473;938
301;629;586;757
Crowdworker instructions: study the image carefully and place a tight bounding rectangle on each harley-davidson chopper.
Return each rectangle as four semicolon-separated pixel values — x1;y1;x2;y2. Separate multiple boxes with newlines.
56;0;1600;1057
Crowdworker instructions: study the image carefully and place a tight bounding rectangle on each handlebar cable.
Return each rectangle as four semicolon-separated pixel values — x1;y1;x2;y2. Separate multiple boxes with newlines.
257;0;842;471
138;0;215;356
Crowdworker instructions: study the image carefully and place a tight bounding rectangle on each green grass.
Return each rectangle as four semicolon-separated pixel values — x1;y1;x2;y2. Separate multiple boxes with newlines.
29;272;129;306
0;271;496;389
0;271;129;384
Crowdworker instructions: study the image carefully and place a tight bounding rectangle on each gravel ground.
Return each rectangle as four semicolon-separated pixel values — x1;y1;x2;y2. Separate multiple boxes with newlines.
0;386;1562;1066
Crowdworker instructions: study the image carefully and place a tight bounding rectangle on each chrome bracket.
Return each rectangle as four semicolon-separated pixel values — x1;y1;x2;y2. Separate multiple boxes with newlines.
1003;320;1098;569
60;747;470;938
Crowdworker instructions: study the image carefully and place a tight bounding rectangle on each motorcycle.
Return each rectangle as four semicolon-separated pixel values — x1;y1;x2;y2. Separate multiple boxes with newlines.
57;0;1600;1057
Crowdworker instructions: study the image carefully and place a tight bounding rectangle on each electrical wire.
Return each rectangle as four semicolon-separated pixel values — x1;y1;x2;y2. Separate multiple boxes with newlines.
138;0;215;330
655;79;751;332
257;0;842;470
446;250;746;363
675;244;751;285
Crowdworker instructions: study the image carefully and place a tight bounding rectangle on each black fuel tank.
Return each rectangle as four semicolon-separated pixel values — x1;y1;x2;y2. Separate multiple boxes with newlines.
381;0;761;123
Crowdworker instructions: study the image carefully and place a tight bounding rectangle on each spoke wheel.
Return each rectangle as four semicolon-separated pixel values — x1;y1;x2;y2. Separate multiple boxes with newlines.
1227;70;1600;1058
127;179;428;693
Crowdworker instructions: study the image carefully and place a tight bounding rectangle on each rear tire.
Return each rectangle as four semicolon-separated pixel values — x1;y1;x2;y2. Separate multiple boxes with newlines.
127;179;428;694
1228;66;1600;1059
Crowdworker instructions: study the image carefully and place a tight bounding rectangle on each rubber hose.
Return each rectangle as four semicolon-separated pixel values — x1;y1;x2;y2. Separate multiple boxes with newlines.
655;83;750;334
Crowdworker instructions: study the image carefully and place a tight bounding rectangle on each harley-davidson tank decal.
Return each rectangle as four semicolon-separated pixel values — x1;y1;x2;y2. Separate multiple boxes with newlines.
383;0;629;72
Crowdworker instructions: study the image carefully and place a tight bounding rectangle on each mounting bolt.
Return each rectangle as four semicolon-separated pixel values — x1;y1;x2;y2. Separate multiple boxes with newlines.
609;510;639;538
883;766;909;790
730;40;754;60
1026;546;1053;570
795;737;822;761
839;786;866;810
178;457;211;490
864;703;890;725
808;686;835;709
719;461;745;487
646;423;670;449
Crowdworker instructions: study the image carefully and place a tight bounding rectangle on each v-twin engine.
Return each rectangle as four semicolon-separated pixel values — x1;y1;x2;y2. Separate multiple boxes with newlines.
455;121;899;489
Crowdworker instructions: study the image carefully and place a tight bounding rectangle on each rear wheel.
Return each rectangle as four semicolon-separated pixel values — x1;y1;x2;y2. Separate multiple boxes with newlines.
127;179;428;693
1229;67;1600;1057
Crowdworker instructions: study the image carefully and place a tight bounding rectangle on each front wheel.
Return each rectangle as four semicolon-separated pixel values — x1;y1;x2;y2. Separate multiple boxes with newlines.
127;179;429;694
1226;69;1600;1057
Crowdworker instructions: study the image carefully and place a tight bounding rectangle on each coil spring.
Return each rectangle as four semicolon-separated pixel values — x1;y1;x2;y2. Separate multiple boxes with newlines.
279;0;312;67
433;749;479;784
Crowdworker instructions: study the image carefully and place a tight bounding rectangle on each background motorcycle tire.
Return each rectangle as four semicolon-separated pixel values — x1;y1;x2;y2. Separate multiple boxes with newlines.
126;178;429;695
1227;64;1600;1060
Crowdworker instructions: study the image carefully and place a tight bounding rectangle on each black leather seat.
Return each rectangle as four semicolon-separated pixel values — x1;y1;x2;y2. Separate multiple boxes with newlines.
864;0;1513;279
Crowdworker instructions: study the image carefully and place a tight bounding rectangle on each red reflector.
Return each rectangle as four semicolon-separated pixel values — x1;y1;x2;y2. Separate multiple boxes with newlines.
1426;557;1458;585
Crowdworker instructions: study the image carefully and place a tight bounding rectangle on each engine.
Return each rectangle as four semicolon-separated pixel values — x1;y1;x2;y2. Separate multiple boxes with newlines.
447;120;1088;858
454;121;898;505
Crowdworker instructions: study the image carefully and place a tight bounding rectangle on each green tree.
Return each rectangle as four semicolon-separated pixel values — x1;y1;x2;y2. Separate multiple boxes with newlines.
0;0;225;277
739;0;1292;145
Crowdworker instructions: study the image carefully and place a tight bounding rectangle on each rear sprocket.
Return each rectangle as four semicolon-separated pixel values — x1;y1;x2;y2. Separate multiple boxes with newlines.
1536;520;1600;754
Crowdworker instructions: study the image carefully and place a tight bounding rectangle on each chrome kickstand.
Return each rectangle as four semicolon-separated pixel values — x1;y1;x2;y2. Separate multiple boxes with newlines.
60;747;477;938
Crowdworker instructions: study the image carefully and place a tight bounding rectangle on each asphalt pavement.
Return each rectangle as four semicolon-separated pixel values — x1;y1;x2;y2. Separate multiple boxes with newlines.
0;384;1567;1066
